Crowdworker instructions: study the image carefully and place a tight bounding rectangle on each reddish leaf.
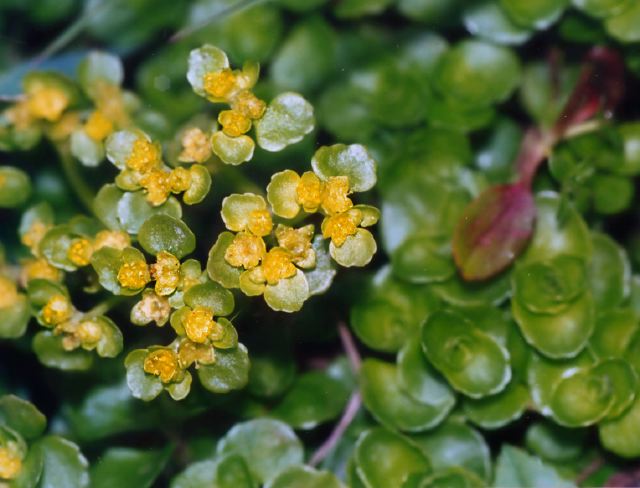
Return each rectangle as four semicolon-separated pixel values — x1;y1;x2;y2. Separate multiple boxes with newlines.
452;183;535;281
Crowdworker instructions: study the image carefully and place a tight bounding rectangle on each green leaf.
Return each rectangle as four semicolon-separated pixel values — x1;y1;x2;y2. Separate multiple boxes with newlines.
217;419;304;485
267;170;301;219
247;351;296;399
573;0;633;18
605;2;640;42
0;395;46;440
38;225;79;272
138;214;196;259
184;280;235;316
329;229;377;268
124;349;163;401
11;442;44;488
421;310;511;398
493;445;575;488
70;130;105;168
525;421;587;462
77;51;123;97
433;270;511;307
433;40;521;107
360;358;453;432
409;421;491;481
186;44;230;98
0;295;31;339
271;371;350;429
599;393;640;457
91;246;148;296
463;1;533;45
34;435;89;488
105;130;140;170
94;184;125;230
33;331;93;371
211;132;255;166
212;455;254;488
589;308;637;359
407;467;484;488
354;428;430;488
170;460;217;488
263;270;310;313
90;446;172;488
463;382;529;429
588;231;630;311
392;234;455;284
304;236;337;296
0;166;31;208
255;93;314;152
197;344;250;393
266;465;345;488
183;164;212;205
117;191;182;235
207;231;242;289
499;0;568;29
221;193;268;232
311;144;376;193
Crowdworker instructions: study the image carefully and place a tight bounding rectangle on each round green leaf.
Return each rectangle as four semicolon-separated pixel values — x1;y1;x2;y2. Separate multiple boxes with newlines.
311;144;376;193
421;310;511;398
329;228;377;268
117;191;182;235
463;382;529;429
255;92;315;152
220;193;267;232
499;0;568;29
94;184;125;230
392;234;455;284
600;393;640;457
184;280;234;316
70;130;105;168
197;344;250;393
138;214;196;259
589;231;630;312
211;132;255;166
354;428;431;488
206;232;242;289
217;419;303;485
304;235;337;296
0;166;31;208
493;445;575;488
360;358;453;432
589;308;638;359
0;395;46;441
33;331;93;371
525;421;586;462
34;435;89;488
124;349;163;401
266;465;344;488
212;318;238;350
90;446;172;488
78;51;123;97
0;295;31;339
38;225;79;272
105;130;139;170
266;170;300;219
92;316;124;358
263;270;310;313
463;1;533;45
186;45;230;98
605;2;640;42
183;164;212;205
171;460;217;488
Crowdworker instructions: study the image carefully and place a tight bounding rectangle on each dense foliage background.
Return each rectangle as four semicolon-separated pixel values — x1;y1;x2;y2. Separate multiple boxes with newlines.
2;0;640;486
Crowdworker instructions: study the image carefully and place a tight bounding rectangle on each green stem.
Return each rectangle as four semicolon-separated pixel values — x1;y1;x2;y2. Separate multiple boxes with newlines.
57;147;96;214
87;296;124;317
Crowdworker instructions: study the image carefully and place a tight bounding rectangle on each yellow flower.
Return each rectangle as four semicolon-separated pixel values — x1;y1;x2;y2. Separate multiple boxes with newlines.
203;69;237;100
144;349;179;383
232;90;266;120
275;225;314;258
262;248;296;285
169;167;192;194
247;209;273;237
0;445;22;480
126;138;161;172
26;86;70;122
224;232;266;269
178;340;216;369
0;276;19;309
296;171;323;213
42;294;73;326
21;220;50;255
321;176;352;215
218;110;252;138
151;251;181;296
84;110;113;141
179;128;212;163
94;82;129;127
322;209;362;247
67;238;93;267
139;169;171;207
20;257;62;285
183;306;223;344
4;101;32;130
117;260;150;290
76;319;102;348
93;230;131;251
131;290;171;326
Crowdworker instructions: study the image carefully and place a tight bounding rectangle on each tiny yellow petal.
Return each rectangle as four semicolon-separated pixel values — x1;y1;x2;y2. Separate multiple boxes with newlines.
232;90;266;120
262;248;296;286
321;176;352;215
224;233;266;269
0;446;22;480
84;110;113;141
139;169;171;207
27;87;69;122
67;238;94;267
144;349;179;383
322;209;362;247
218;109;252;138
296;172;323;213
169;167;192;194
42;294;73;326
178;127;212;163
151;251;181;296
183;306;223;344
126;138;161;172
76;319;102;347
117;260;150;290
203;69;237;100
247;209;273;237
20;258;62;285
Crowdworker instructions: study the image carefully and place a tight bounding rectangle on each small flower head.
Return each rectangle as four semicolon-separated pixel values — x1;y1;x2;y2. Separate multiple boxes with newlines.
0;445;22;480
20;257;63;285
117;260;150;290
131;289;171;326
179;127;212;163
84;110;113;141
67;238;93;267
322;209;362;247
169;167;192;194
203;69;237;100
42;294;73;326
75;319;102;348
275;225;314;259
321;176;352;215
94;230;131;251
126;137;161;172
0;277;19;309
151;251;181;296
27;86;69;122
262;248;296;285
21;220;50;255
218;110;252;138
232;90;266;120
183;306;223;344
224;232;266;269
178;340;216;369
247;209;273;237
296;172;323;213
139;169;171;207
143;348;179;383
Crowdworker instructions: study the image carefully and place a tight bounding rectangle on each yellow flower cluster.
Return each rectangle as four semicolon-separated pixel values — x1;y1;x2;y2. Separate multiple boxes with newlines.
0;444;22;480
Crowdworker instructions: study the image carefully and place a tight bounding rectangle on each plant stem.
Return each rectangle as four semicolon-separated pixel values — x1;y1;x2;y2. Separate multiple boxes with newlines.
57;147;96;214
86;296;124;317
308;322;362;467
